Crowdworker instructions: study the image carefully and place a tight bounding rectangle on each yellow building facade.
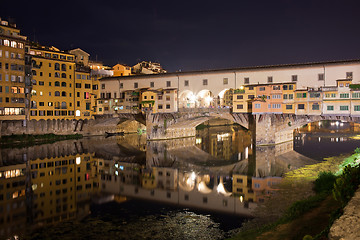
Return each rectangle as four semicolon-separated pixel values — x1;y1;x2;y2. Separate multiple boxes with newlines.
27;44;99;120
112;64;132;76
28;45;75;120
0;19;27;120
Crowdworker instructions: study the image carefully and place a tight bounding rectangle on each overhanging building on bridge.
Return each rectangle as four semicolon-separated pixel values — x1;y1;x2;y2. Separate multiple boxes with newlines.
97;59;360;116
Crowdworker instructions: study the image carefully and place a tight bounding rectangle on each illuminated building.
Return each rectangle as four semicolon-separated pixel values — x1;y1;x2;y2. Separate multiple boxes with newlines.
132;61;166;74
0;18;27;120
232;86;255;113
27;44;76;120
112;64;132;76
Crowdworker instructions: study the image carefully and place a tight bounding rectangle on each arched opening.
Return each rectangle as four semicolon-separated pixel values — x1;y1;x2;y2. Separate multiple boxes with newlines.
197;90;214;108
61;64;66;71
195;118;252;163
75;110;81;117
179;90;196;108
117;119;146;134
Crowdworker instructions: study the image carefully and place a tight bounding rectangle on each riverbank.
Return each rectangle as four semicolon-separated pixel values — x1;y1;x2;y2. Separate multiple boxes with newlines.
0;133;83;148
231;151;360;240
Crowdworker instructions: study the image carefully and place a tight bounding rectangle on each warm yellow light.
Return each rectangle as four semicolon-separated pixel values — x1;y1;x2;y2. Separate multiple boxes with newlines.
240;86;244;90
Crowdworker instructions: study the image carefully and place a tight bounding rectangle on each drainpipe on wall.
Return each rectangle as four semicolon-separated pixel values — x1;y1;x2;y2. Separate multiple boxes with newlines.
177;74;180;111
234;71;237;89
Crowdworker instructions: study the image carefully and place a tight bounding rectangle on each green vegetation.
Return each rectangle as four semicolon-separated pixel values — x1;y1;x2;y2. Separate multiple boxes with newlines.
349;84;360;90
0;133;83;148
232;148;360;240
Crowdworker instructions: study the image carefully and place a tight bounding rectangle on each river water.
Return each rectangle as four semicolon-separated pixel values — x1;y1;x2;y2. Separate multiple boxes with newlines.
1;120;359;239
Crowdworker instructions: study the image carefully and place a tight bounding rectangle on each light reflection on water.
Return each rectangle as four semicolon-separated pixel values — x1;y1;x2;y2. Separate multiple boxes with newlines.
1;120;357;239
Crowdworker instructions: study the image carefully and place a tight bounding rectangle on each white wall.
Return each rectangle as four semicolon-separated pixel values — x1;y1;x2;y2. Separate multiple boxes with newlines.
99;61;360;99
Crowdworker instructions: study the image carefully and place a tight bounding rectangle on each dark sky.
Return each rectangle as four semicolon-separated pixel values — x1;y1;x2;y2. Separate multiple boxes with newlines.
2;0;360;72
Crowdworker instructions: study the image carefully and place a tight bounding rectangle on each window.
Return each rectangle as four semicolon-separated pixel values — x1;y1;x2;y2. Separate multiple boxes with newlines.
340;93;349;98
312;103;320;110
150;82;154;88
134;82;138;88
119;83;123;88
292;75;297;82
346;72;353;79
55;63;60;70
166;96;170;101
354;105;360;111
55;91;60;96
318;73;324;81
61;64;66;71
85;84;91;89
184;80;189;86
55;72;60;78
166;104;170;109
237;95;243;99
158;95;163;100
244;77;249;84
223;78;228;85
158;104;163;109
327;105;334;111
61;82;66;87
298;104;305;110
76;83;81;88
310;92;321;98
101;84;105;89
296;93;306;98
254;103;261;109
203;79;208;85
61;91;66;97
248;95;254;99
272;94;281;99
273;86;281;90
237;104;243;109
61;73;66;78
259;87;265;91
267;76;273;83
166;81;171;87
340;105;349;111
352;92;360;98
55;81;60;86
286;104;293;109
283;94;288;99
272;104;281;109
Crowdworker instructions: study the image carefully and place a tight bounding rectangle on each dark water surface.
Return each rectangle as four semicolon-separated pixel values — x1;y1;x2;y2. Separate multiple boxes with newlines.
1;120;359;239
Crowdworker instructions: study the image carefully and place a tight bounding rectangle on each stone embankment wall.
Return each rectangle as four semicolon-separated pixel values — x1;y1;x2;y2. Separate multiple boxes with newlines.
0;116;126;138
329;186;360;240
0;119;77;137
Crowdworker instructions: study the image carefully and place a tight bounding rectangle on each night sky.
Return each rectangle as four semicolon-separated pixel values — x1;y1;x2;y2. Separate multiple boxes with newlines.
2;0;360;72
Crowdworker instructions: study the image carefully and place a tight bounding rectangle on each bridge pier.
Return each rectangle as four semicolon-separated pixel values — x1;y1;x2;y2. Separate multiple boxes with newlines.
253;114;294;146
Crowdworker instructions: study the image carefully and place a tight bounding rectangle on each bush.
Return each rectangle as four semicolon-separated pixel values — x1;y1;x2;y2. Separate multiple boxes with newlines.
313;171;337;194
333;165;360;206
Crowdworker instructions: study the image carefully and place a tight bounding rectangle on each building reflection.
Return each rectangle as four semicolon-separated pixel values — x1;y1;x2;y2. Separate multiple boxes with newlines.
0;129;307;239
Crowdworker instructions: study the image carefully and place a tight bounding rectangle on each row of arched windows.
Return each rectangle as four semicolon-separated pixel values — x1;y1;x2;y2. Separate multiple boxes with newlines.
54;63;67;71
32;70;68;79
54;91;67;97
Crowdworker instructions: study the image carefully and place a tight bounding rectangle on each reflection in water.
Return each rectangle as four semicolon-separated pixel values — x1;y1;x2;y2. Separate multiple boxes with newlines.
1;123;319;239
294;121;360;160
